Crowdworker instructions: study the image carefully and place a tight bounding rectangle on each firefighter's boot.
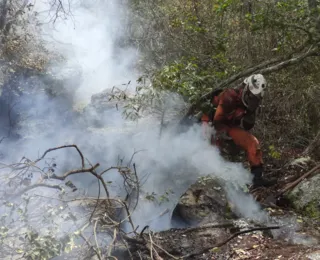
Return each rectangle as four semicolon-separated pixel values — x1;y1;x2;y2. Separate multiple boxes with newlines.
251;165;277;189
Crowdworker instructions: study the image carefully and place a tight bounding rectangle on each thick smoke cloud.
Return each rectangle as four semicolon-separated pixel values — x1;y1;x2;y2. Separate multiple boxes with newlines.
0;0;263;240
38;0;138;104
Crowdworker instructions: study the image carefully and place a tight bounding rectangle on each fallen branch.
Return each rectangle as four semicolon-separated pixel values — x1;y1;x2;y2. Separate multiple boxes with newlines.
93;219;102;260
148;232;164;260
140;225;149;237
152;243;181;260
182;226;280;258
80;232;102;260
180;222;235;235
100;198;136;231
107;228;118;257
277;164;320;196
78;223;103;260
120;199;136;232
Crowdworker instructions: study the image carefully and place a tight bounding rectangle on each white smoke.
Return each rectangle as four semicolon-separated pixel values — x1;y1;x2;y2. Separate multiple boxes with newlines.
35;0;138;104
225;183;270;223
0;0;270;257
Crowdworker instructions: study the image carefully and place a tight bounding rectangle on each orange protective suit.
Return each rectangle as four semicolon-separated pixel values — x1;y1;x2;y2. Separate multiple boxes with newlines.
201;87;263;167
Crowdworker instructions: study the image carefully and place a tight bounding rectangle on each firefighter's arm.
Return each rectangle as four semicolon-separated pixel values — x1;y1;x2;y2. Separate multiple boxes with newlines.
212;104;229;131
212;92;234;133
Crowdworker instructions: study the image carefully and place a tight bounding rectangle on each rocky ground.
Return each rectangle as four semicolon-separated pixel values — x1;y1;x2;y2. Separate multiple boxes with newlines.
116;157;320;259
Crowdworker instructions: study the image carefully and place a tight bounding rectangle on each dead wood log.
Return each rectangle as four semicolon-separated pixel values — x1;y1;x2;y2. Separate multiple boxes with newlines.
277;163;320;196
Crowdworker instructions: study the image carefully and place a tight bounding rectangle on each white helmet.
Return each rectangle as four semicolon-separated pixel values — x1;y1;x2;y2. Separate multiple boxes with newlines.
243;74;267;97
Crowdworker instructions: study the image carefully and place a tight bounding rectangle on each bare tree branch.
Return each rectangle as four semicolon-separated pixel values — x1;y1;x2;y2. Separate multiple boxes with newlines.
35;145;85;168
49;163;100;181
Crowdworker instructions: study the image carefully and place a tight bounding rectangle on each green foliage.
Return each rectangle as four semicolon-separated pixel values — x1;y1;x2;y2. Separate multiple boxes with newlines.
121;54;236;120
21;231;76;260
169;13;208;33
145;191;157;202
152;60;208;99
23;231;64;260
159;189;175;203
304;200;320;219
268;145;281;160
213;0;237;14
144;189;174;205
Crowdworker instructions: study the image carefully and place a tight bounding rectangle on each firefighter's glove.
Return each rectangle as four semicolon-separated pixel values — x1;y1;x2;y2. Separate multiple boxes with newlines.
241;112;256;131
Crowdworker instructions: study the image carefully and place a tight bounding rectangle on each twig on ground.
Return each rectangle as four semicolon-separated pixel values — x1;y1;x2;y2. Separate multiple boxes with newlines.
110;198;136;232
121;237;134;259
180;222;235;235
89;178;101;222
148;232;163;260
107;228;118;257
152;243;181;260
94;219;102;259
78;223;102;260
80;232;102;260
277;164;320;195
149;233;153;260
140;225;149;237
182;226;280;258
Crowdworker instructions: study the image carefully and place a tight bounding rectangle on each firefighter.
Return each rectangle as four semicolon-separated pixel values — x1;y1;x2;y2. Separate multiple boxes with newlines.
201;74;276;188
